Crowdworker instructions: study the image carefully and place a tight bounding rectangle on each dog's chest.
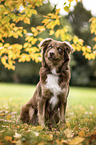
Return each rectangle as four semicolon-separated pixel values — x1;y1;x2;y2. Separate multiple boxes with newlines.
45;73;62;109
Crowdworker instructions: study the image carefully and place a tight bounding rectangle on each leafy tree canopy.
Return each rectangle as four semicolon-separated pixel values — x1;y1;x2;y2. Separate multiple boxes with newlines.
0;0;96;70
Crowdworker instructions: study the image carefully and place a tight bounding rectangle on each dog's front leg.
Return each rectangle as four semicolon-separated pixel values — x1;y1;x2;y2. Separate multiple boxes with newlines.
38;100;45;127
60;102;66;123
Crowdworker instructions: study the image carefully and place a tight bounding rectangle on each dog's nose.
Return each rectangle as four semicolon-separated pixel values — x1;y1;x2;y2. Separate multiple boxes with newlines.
50;52;55;57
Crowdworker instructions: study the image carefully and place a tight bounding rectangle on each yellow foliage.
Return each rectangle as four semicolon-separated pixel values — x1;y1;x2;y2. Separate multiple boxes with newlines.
75;0;78;2
49;30;54;35
68;0;74;2
0;0;96;70
24;17;30;24
31;27;38;36
42;19;50;25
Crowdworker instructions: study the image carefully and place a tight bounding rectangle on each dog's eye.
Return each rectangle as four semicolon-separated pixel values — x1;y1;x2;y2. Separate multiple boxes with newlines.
58;47;62;52
49;46;52;49
66;47;69;51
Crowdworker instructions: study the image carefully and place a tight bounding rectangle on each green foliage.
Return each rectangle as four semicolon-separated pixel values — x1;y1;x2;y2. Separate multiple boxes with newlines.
0;83;96;145
66;2;96;87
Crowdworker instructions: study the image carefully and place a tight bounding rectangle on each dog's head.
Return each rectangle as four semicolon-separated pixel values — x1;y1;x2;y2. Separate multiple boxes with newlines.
40;38;74;69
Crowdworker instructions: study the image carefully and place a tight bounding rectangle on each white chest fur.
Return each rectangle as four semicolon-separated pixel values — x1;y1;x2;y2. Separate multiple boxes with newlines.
45;73;62;109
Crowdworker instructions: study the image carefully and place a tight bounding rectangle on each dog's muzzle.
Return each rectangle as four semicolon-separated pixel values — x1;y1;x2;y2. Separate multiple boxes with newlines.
48;52;58;61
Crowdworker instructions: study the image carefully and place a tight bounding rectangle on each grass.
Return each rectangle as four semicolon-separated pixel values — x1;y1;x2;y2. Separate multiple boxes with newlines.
0;83;96;145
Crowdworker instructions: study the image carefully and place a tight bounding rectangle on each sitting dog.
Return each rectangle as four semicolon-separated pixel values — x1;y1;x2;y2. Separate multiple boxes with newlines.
20;38;73;127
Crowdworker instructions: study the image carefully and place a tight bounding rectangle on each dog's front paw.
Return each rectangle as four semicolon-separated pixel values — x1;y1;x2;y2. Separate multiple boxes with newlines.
16;116;22;124
39;116;45;127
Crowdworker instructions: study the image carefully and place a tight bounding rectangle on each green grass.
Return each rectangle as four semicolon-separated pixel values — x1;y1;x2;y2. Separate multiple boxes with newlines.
0;83;96;145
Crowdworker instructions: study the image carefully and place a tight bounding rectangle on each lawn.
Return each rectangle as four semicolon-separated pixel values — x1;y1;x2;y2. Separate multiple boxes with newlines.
0;83;96;145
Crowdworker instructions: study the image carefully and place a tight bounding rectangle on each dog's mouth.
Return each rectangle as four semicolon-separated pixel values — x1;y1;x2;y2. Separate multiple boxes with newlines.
48;56;58;61
48;52;59;61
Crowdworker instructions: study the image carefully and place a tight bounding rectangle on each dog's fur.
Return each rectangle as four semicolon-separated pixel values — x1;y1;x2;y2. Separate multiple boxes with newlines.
20;38;73;127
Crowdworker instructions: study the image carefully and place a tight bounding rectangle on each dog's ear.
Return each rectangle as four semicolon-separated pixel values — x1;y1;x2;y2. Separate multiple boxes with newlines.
40;38;53;67
40;38;53;47
64;41;74;54
63;41;74;64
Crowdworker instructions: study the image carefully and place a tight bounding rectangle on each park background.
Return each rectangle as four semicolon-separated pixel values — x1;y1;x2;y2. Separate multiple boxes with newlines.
0;0;96;87
0;0;96;145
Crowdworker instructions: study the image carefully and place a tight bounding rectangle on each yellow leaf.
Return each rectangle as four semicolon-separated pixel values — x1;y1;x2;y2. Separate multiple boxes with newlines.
6;114;11;120
31;38;37;45
55;19;60;25
73;36;79;44
93;44;96;49
4;136;12;142
36;26;45;31
68;0;74;2
56;9;60;15
31;9;37;15
12;44;22;49
42;19;50;25
75;0;78;2
31;125;44;131
69;136;84;145
4;43;10;48
43;134;53;141
0;43;3;47
64;129;73;138
38;143;44;145
66;122;70;128
1;56;7;65
79;130;85;137
24;43;31;48
55;29;61;38
46;21;56;29
49;30;54;35
48;13;56;19
61;139;68;144
64;6;70;12
24;17;30;24
31;27;38;36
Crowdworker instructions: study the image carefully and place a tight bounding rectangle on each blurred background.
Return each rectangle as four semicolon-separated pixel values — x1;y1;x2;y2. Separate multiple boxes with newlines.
0;1;96;87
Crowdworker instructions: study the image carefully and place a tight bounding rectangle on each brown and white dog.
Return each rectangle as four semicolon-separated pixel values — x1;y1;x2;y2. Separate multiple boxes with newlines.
20;38;73;127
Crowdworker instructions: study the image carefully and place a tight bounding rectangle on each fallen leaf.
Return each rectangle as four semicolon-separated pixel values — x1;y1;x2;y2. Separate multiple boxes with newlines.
6;114;11;120
0;113;5;116
4;136;12;142
86;131;96;144
14;133;22;139
31;125;44;131
73;126;79;131
66;122;70;128
78;130;85;137
85;131;96;137
64;129;73;138
38;142;45;145
42;134;53;141
0;140;4;145
33;131;39;137
61;139;69;144
69;136;84;145
11;139;18;144
16;140;22;145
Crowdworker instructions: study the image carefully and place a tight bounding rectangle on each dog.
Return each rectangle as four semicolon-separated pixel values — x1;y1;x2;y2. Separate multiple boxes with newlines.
19;38;73;127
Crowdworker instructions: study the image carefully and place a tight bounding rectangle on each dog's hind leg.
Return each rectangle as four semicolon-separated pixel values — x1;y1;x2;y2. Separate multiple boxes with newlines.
29;106;35;123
